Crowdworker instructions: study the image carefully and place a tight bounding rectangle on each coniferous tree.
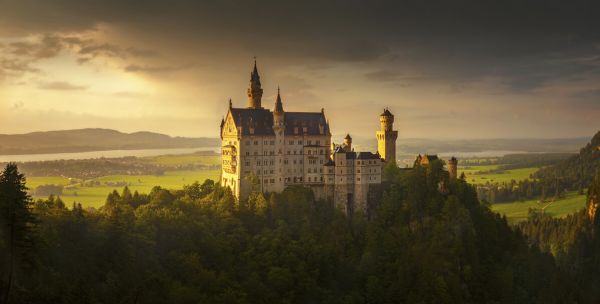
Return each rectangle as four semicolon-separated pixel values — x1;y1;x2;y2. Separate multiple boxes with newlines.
0;163;36;303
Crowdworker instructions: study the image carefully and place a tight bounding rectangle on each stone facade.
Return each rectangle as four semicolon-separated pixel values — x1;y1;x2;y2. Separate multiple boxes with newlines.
220;61;397;214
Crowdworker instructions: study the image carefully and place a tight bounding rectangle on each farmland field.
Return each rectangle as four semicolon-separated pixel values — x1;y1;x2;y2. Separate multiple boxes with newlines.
459;165;538;185
24;152;221;209
491;191;587;224
28;169;220;209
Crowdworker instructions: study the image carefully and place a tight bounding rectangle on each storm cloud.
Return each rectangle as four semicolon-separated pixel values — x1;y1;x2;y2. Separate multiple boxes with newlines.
0;0;598;138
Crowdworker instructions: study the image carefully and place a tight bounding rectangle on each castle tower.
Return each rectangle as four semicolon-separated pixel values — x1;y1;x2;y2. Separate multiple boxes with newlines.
448;157;458;179
273;86;284;129
344;134;352;151
247;59;263;109
376;108;398;164
272;86;285;192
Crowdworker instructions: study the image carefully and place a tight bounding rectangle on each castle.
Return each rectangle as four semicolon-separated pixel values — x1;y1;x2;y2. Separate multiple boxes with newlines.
220;61;453;214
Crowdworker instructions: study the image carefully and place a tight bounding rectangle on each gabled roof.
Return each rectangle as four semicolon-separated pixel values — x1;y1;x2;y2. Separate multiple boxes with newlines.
229;108;275;136
356;152;381;160
227;108;330;137
381;108;393;117
283;112;330;136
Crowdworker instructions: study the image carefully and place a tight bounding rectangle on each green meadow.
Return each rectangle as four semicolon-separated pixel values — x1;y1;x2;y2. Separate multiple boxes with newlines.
25;153;221;209
459;165;538;185
28;170;220;209
491;191;587;224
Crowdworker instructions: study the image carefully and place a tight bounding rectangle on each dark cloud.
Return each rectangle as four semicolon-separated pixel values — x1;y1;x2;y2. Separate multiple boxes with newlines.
38;81;88;90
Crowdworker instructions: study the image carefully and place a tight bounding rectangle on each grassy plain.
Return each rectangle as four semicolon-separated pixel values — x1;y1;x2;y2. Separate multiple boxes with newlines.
491;191;587;224
26;153;221;209
459;165;538;185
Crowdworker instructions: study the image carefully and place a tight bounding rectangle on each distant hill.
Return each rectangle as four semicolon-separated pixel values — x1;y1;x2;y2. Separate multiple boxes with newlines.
534;130;600;191
0;128;220;155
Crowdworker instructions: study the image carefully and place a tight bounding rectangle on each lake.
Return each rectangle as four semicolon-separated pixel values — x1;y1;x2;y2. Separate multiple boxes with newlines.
0;147;221;163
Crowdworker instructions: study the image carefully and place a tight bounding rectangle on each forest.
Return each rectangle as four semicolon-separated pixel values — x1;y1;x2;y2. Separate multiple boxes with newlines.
2;159;598;303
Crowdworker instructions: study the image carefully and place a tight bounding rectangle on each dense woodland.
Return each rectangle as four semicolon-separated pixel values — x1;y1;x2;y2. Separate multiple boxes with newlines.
0;160;592;303
0;132;598;303
533;131;600;194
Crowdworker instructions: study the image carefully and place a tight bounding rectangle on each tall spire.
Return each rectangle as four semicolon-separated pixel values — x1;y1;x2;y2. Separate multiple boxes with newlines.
274;86;283;113
247;57;263;108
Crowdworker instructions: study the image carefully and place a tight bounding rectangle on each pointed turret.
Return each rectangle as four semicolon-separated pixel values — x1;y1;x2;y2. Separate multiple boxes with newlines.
247;58;263;109
344;134;352;151
274;86;283;113
273;86;284;132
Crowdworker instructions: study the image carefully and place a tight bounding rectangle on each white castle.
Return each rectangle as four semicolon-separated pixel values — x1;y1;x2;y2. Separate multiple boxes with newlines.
220;61;398;214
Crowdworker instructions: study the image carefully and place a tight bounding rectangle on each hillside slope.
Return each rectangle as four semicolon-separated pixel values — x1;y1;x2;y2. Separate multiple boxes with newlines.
0;128;219;155
534;130;600;191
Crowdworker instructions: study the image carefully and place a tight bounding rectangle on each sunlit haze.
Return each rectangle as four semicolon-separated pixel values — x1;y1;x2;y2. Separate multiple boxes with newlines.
0;1;598;139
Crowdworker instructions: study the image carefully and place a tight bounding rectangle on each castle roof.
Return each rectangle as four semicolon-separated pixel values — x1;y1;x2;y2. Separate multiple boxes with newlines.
230;108;275;136
227;108;330;136
381;108;393;117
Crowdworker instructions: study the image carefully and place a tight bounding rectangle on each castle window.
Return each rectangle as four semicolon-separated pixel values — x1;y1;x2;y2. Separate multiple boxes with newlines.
298;140;302;145
308;140;312;145
254;152;258;156
308;168;312;173
357;178;360;181
316;140;320;145
287;151;290;155
320;149;323;155
264;140;268;145
245;161;250;166
284;159;288;164
254;141;258;145
299;160;303;164
289;140;293;145
308;177;311;182
270;170;274;174
308;150;312;155
257;161;260;166
246;152;249;156
357;169;361;173
246;141;250;145
294;151;297;155
271;179;275;183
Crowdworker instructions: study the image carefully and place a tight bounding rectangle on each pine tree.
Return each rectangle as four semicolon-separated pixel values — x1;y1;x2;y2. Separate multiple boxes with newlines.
0;163;36;303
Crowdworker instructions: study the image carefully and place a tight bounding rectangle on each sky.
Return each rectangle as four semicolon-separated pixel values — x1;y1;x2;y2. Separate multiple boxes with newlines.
0;0;598;139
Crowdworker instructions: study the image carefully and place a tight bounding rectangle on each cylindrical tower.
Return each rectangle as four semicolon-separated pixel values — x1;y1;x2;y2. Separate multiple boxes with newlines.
247;60;263;109
376;108;398;164
448;157;458;179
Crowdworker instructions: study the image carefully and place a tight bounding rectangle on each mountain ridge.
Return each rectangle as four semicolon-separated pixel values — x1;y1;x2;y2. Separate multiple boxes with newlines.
0;128;219;155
